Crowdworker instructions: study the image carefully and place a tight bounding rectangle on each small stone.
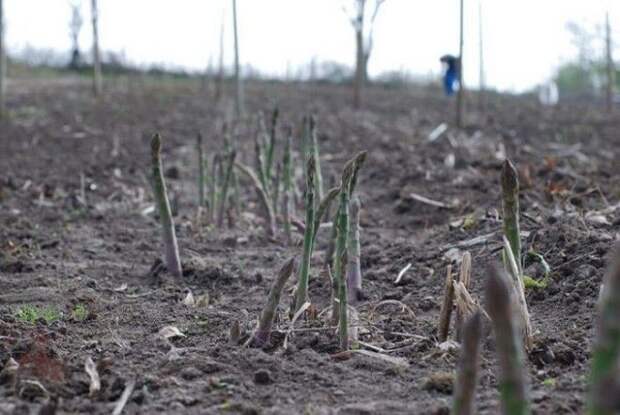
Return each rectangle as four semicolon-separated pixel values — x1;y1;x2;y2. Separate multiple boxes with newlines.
253;369;272;385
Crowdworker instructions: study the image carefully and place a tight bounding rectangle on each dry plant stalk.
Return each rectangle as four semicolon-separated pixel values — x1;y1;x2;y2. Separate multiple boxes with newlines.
455;251;472;341
150;134;182;278
486;264;530;415
453;311;483;415
503;236;533;350
437;264;455;342
216;150;236;228
252;257;296;347
282;129;293;244
197;133;205;207
293;157;316;313
235;162;276;237
346;196;362;304
588;245;620;415
209;153;221;223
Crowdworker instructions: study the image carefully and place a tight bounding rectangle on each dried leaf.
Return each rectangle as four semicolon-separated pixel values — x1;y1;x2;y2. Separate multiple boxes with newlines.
113;283;128;292
158;326;185;339
84;357;101;397
182;291;195;306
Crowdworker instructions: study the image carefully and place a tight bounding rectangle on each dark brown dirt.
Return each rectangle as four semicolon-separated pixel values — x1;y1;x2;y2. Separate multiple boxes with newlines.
1;77;619;414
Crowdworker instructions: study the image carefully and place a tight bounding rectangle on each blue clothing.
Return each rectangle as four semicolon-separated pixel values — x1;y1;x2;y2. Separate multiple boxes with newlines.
440;55;459;96
444;68;457;96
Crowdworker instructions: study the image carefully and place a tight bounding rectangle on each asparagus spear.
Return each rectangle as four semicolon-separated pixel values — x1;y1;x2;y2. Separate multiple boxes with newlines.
150;133;182;278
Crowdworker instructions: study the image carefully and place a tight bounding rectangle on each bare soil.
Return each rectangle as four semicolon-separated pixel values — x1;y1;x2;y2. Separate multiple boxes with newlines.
1;77;618;414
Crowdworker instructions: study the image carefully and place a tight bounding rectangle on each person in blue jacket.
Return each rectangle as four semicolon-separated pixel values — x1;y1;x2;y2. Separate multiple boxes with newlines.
440;55;459;96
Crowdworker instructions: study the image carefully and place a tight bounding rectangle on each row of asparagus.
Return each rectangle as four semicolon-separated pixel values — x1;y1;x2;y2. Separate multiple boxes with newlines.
447;160;620;414
151;122;619;414
151;110;367;351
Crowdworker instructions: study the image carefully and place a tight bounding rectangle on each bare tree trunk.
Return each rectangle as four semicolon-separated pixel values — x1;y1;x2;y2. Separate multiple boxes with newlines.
456;0;465;127
0;0;6;118
478;0;484;115
91;0;102;97
215;7;225;102
232;0;244;117
606;11;614;113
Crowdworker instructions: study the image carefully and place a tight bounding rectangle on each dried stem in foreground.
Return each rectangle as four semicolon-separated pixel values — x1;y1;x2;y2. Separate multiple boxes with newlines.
437;264;455;342
588;245;620;415
150;134;182;278
251;257;296;347
503;236;533;350
453;311;483;415
486;264;530;415
455;251;472;342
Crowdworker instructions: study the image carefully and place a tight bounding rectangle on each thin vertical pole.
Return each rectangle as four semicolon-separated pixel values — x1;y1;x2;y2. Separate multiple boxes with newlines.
232;0;244;117
606;11;614;113
91;0;102;96
478;0;484;114
0;0;6;117
456;0;465;127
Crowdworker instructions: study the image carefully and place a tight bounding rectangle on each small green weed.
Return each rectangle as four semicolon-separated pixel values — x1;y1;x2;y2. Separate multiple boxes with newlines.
16;305;61;325
71;304;88;321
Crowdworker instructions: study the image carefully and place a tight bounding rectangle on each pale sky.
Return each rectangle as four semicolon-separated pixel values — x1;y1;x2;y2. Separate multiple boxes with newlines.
5;0;620;92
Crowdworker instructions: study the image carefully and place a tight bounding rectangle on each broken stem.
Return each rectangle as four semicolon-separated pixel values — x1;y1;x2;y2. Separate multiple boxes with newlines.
437;264;455;342
455;251;472;342
150;133;182;278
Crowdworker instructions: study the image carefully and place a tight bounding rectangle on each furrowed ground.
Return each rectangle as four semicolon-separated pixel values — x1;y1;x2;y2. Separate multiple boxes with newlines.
1;77;618;414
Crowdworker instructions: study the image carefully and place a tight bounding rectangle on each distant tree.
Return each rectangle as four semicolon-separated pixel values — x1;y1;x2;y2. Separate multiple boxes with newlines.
343;0;387;109
553;20;612;100
90;0;102;95
68;1;83;70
